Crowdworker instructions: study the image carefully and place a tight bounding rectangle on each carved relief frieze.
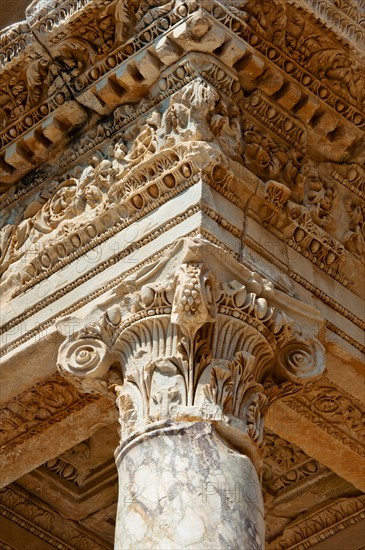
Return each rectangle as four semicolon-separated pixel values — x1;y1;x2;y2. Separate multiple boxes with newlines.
0;0;363;194
69;0;199;99
25;0;97;28
0;198;242;362
32;0;117;91
260;181;349;287
206;1;364;133
262;430;327;496
0;15;90;186
284;378;365;457
343;196;365;261
0;21;31;66
225;0;365;113
0;484;110;550
0;51;241;195
299;0;365;51
0;51;248;302
268;494;365;549
240;121;305;203
0;29;66;155
328;163;365;201
242;89;306;153
0;374;99;456
0;141;239;300
0;3;364;547
259;167;365;290
286;204;348;284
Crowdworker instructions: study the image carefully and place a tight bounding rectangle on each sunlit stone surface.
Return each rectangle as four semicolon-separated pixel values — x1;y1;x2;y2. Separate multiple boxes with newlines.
115;423;264;550
0;0;364;548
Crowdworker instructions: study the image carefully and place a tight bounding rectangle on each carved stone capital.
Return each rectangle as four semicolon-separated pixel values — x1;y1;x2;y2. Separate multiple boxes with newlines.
56;237;325;468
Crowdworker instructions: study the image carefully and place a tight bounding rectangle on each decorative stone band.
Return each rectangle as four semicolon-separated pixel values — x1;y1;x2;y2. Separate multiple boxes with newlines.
268;494;365;550
57;237;325;469
0;484;109;550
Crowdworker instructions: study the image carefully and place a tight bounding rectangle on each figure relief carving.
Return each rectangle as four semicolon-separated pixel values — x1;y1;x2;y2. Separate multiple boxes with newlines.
241;121;304;201
343;197;365;261
0;151;118;286
304;170;337;228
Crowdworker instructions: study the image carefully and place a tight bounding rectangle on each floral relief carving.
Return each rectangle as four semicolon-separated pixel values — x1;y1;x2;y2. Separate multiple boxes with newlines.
0;0;362;192
0;49;55;130
0;485;109;550
234;0;365;110
284;378;365;455
205;352;268;445
304;172;337;228
56;238;325;457
241;124;304;198
260;180;354;287
268;495;365;549
1;3;363;547
262;431;325;495
343;197;365;261
0;374;99;454
0;74;243;295
0;8;362;297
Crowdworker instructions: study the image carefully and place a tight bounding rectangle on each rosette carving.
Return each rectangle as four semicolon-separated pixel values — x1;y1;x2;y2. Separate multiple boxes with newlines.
274;340;325;383
58;337;111;380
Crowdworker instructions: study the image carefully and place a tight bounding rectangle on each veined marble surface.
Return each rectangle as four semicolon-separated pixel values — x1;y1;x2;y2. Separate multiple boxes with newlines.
115;421;264;549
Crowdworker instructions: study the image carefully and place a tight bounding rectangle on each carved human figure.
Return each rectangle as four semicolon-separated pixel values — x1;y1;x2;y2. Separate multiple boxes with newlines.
306;176;336;227
343;199;365;260
243;130;282;181
122;112;160;166
210;102;243;160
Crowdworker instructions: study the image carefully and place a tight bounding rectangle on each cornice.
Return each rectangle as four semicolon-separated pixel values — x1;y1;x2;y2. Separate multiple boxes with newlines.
0;484;110;550
268;494;365;550
285;377;365;458
1;0;364;191
295;0;365;53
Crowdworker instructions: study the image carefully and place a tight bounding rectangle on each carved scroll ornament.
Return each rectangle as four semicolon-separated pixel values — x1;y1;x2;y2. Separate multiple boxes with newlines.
57;238;325;465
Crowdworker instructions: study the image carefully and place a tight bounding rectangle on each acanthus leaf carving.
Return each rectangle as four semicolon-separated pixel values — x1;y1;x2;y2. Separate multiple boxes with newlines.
204;351;268;446
56;238;325;464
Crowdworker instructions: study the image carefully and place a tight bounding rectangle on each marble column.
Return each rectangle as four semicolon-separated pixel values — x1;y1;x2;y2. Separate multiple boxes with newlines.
57;238;325;550
114;421;264;550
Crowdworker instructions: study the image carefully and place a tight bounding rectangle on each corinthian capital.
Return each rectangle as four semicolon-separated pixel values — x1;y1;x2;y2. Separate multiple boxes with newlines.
56;237;325;467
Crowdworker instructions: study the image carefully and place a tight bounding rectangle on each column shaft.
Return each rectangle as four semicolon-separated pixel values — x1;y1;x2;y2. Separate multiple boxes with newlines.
115;422;264;550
